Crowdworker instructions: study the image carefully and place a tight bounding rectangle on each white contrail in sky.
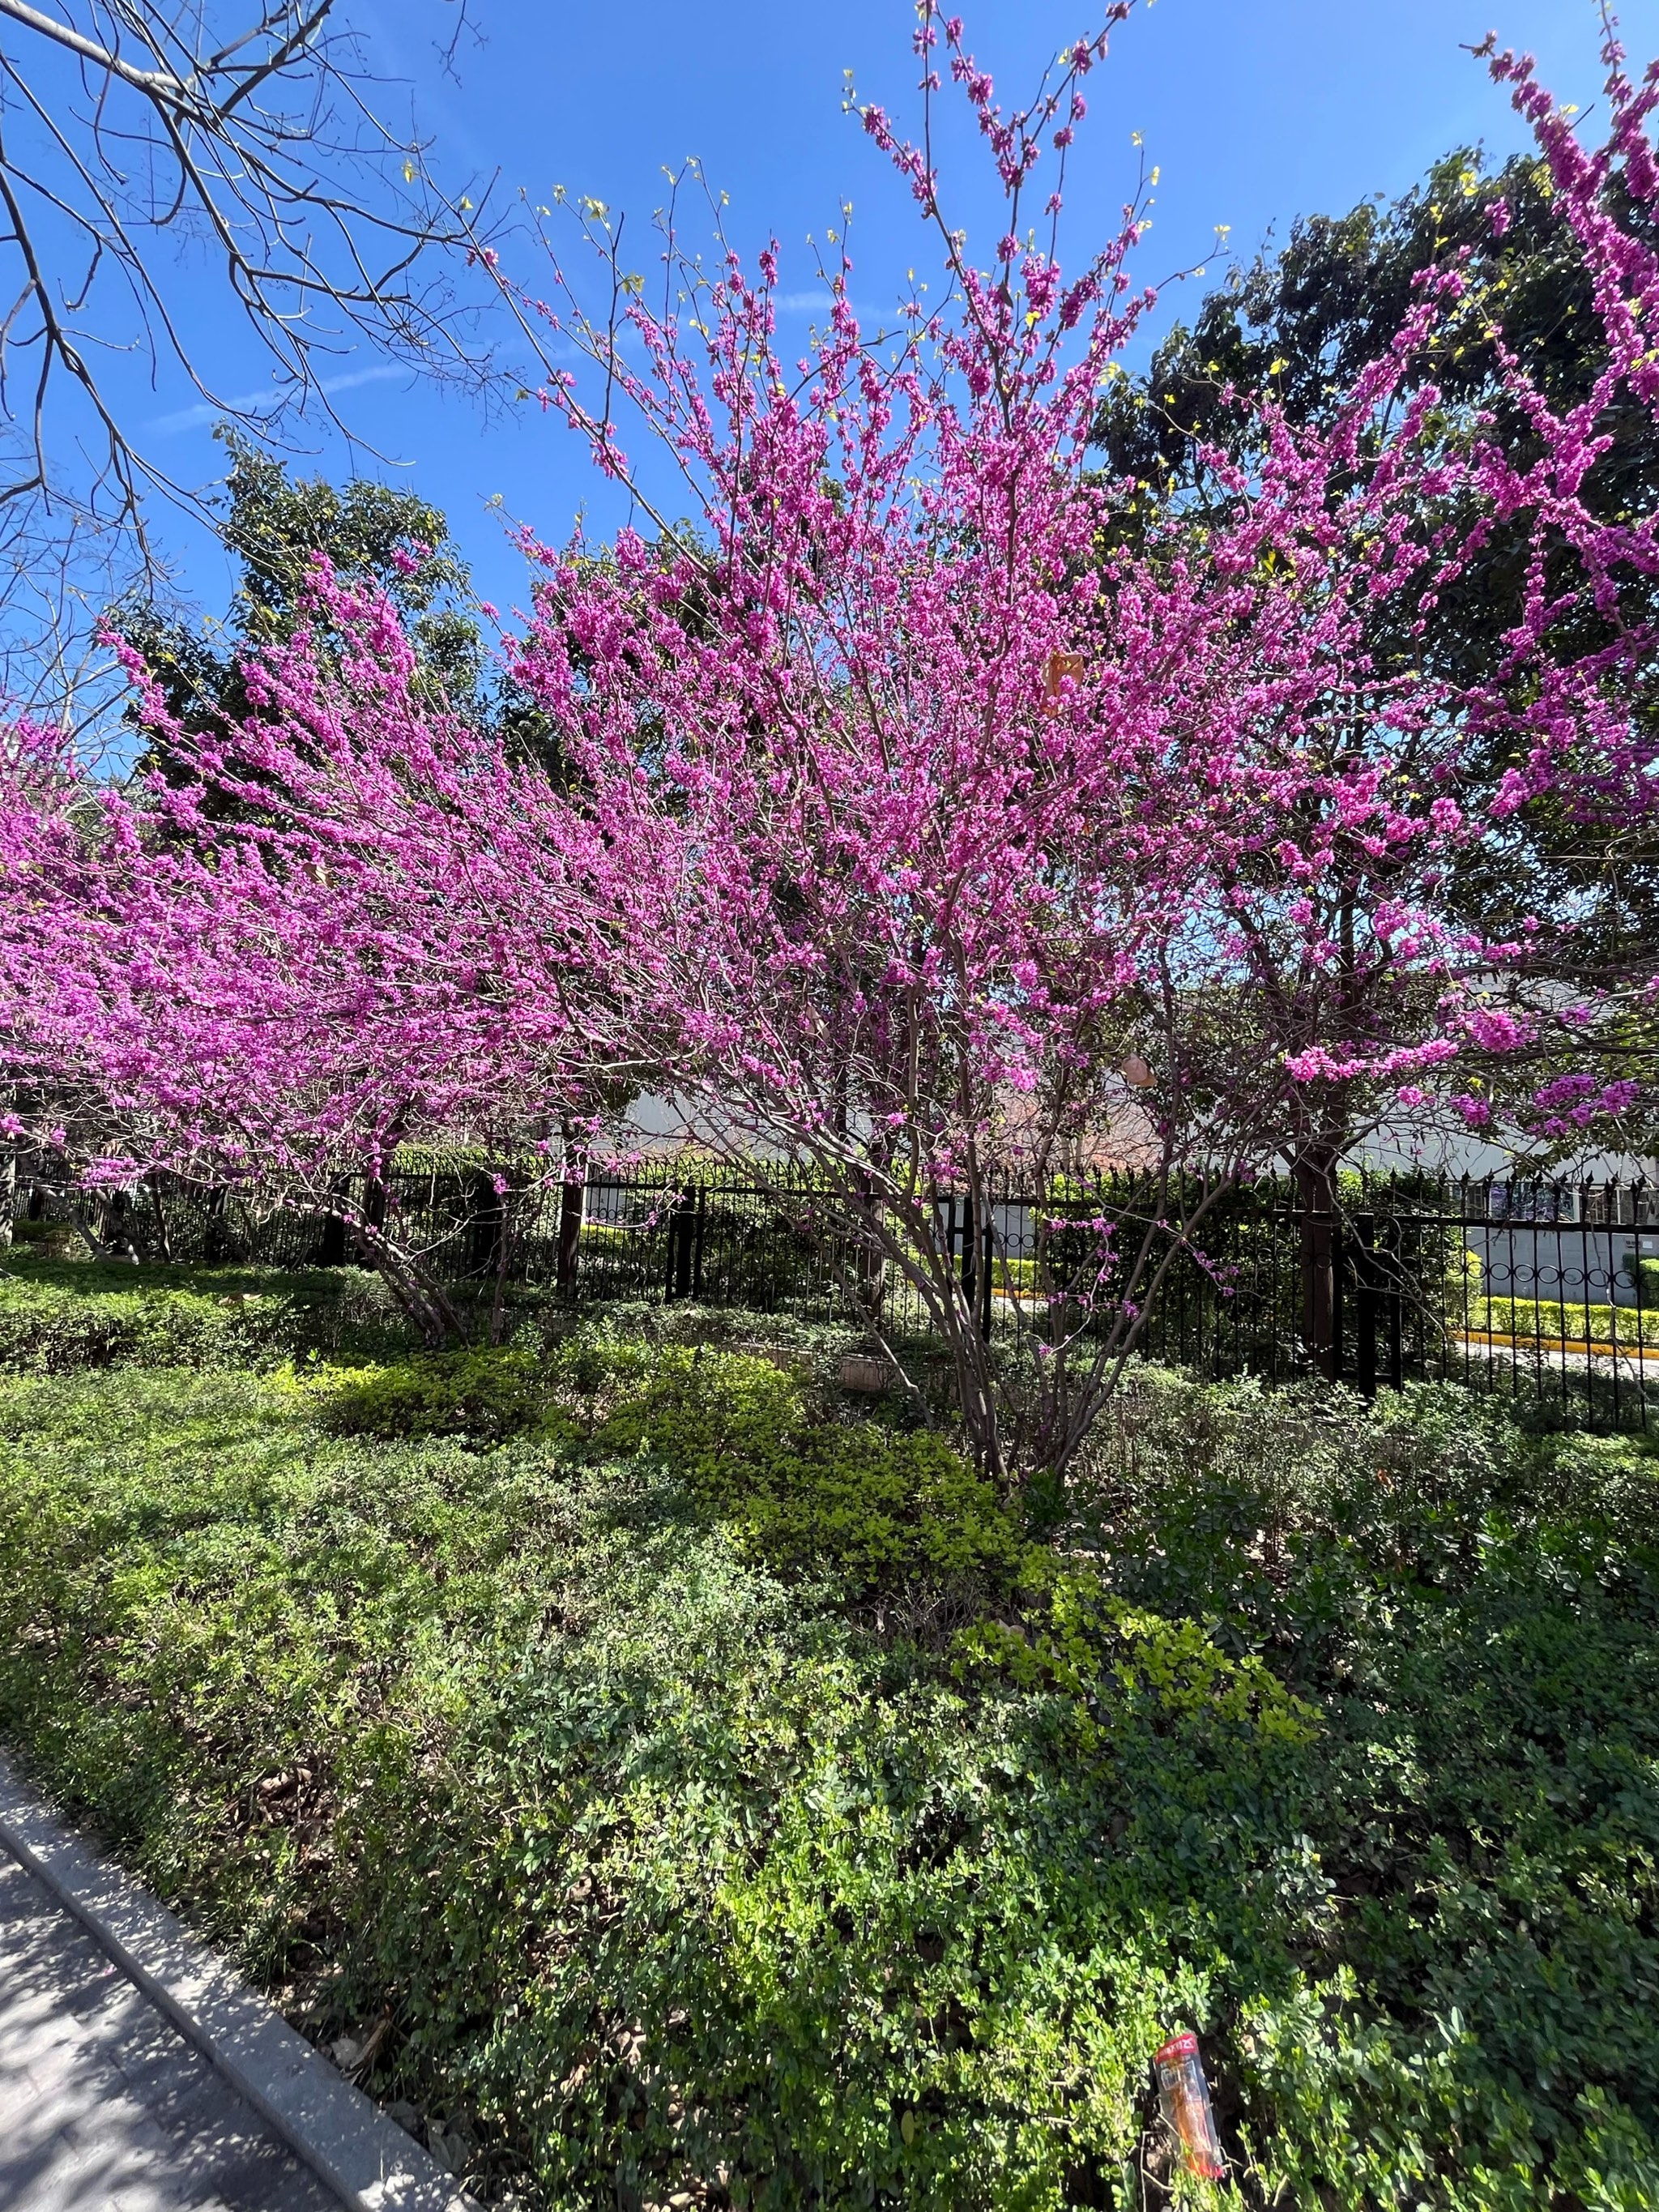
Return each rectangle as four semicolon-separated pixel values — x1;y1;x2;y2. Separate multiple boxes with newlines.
148;363;409;437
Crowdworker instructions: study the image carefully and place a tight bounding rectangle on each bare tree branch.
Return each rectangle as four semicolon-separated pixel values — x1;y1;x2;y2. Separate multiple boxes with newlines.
0;451;161;760
0;0;190;104
0;1;506;559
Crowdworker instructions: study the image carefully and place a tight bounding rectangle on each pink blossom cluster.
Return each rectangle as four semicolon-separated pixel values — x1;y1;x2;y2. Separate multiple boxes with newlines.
498;6;1659;1189
0;583;629;1331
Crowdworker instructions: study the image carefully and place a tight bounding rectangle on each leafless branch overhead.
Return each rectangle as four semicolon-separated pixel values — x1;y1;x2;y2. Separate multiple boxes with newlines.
0;0;503;553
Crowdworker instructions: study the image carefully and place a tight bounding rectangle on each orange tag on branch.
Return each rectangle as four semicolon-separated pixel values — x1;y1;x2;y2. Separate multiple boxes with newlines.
1043;650;1085;699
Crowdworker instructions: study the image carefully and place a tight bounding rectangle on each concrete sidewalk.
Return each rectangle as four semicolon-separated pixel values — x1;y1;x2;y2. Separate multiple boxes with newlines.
0;1758;474;2212
0;1845;337;2211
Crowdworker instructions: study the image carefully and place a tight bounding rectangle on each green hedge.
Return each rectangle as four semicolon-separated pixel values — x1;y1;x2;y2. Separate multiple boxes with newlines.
0;1275;291;1369
0;1262;415;1369
1470;1296;1659;1348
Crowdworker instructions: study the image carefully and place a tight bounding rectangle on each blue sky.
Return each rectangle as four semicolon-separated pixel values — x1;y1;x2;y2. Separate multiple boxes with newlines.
128;0;1659;629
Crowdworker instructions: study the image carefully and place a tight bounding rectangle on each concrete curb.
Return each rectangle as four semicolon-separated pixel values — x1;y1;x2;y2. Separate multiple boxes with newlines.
0;1753;477;2212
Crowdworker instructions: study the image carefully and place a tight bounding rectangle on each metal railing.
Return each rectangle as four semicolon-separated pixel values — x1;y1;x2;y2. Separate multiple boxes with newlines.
12;1163;1659;1429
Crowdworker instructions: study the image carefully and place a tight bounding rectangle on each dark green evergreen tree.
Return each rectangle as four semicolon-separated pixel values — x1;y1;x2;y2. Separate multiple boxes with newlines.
122;427;562;787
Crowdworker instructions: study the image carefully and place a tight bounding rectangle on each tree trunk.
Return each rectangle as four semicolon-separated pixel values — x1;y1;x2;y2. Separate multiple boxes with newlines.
557;1121;584;1294
1294;1149;1341;1381
853;1169;886;1326
350;1206;470;1347
147;1173;173;1262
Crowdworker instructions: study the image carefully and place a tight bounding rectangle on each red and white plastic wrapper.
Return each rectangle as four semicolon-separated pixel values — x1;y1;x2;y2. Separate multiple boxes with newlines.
1153;2032;1227;2180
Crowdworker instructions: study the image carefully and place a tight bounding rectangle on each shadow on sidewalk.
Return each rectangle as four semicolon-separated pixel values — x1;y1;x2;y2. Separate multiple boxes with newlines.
0;1851;336;2212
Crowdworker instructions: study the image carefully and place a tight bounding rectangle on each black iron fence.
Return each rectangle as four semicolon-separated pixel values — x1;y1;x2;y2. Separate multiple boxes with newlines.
11;1161;1659;1429
1107;1174;1659;1433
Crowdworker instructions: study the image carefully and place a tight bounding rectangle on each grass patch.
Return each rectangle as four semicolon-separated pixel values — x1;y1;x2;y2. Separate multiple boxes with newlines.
0;1322;1656;2207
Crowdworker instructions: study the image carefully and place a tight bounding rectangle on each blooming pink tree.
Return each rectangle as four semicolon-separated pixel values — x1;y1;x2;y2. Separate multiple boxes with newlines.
0;569;636;1340
9;11;1659;1469
484;8;1659;1467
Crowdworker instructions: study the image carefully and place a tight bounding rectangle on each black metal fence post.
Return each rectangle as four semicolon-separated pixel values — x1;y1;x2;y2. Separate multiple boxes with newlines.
665;1187;698;1302
1383;1212;1404;1391
466;1169;505;1279
1354;1212;1377;1399
318;1204;348;1267
556;1175;583;1294
1299;1194;1341;1381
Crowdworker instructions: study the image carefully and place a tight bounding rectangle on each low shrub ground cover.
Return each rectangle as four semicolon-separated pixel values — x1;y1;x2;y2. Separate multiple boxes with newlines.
0;1253;420;1369
322;1348;556;1444
0;1276;1656;2209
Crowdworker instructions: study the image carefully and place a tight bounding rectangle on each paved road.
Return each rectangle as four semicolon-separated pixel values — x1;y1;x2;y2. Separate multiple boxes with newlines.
1450;1332;1659;1387
0;1847;337;2212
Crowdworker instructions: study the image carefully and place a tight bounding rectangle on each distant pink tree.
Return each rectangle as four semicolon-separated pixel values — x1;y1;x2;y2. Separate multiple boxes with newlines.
0;571;632;1340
